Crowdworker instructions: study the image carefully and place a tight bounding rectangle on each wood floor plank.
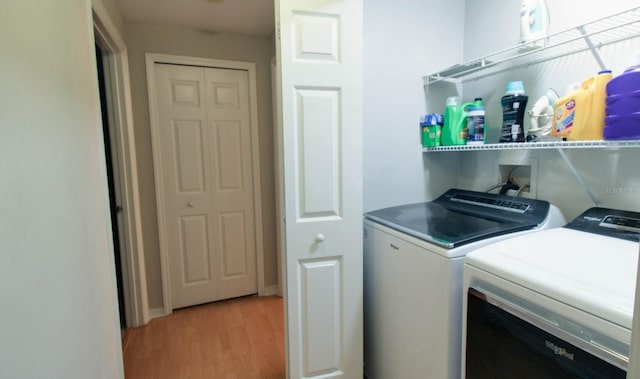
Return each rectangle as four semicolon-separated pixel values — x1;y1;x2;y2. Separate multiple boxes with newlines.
123;295;285;379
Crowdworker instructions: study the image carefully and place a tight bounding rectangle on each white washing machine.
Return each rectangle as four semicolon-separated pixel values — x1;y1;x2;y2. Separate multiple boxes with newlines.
363;189;565;379
463;207;640;378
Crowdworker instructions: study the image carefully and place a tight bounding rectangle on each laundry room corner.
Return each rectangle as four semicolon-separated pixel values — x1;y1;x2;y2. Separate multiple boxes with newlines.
363;0;465;212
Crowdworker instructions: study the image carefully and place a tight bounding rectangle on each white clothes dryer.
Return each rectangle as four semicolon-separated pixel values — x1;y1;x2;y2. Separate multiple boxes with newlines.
463;207;640;378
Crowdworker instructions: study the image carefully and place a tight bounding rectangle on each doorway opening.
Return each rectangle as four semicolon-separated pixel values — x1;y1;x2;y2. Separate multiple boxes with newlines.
92;3;150;331
95;43;127;332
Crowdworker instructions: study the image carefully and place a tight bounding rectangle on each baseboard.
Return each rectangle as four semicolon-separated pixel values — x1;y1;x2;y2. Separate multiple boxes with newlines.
148;289;280;319
148;307;165;320
263;285;280;296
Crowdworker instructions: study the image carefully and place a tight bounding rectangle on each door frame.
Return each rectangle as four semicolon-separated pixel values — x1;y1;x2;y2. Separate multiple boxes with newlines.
270;56;285;297
145;53;265;315
92;3;150;327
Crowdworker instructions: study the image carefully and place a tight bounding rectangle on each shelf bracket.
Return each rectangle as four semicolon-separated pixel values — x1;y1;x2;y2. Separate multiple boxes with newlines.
424;76;463;87
556;147;600;206
577;25;607;71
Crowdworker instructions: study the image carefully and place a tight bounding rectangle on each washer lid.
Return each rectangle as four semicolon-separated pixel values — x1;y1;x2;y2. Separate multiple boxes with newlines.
364;189;551;248
466;228;639;330
365;202;535;248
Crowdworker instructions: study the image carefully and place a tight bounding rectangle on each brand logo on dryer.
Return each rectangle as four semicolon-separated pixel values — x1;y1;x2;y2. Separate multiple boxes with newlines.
545;340;575;360
583;216;602;222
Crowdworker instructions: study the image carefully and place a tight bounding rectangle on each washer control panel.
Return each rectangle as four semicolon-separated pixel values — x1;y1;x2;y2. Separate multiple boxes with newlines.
450;193;530;213
600;215;640;234
566;207;640;242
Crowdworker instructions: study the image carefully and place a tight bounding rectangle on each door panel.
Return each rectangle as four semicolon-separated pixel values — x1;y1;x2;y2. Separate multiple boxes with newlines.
204;67;257;301
295;88;341;219
213;121;244;191
300;258;342;376
154;63;257;309
293;12;339;63
219;211;248;277
277;0;363;378
170;79;201;107
173;120;206;192
179;215;211;284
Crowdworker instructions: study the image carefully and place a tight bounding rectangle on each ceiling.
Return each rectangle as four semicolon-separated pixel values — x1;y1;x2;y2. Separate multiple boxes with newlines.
115;0;275;36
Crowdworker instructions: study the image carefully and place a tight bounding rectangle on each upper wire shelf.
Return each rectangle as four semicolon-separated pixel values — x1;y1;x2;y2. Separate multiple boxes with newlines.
422;140;640;152
424;7;640;85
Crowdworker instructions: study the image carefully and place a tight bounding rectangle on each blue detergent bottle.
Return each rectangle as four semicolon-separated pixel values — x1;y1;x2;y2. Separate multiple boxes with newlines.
604;54;640;140
500;81;529;143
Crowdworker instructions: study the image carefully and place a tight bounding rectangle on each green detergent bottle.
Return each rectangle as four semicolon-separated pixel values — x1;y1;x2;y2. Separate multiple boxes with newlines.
442;96;476;145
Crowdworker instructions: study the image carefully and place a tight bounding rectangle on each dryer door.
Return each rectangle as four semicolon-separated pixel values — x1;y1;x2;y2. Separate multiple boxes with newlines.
465;288;627;378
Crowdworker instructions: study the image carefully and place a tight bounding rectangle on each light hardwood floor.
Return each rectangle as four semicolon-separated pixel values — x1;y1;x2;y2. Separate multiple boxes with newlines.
123;295;285;379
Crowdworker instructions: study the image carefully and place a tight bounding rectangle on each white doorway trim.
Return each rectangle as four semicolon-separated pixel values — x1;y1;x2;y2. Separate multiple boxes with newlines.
145;53;265;315
92;3;150;327
270;56;285;298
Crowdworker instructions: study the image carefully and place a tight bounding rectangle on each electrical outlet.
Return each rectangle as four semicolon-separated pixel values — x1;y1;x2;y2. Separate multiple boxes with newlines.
499;164;532;194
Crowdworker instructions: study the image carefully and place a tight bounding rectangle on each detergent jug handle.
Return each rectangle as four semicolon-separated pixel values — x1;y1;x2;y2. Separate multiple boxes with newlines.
462;102;476;115
581;76;596;90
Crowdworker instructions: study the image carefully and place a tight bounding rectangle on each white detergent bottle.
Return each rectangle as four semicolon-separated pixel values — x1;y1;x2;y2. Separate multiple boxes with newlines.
520;0;550;48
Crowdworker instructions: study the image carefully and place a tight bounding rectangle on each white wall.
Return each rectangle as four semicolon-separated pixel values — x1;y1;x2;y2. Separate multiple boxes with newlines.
1;0;123;378
363;0;466;212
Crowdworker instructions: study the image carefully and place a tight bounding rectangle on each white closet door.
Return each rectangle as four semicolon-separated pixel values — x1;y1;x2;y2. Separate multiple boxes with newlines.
154;63;257;309
276;0;363;378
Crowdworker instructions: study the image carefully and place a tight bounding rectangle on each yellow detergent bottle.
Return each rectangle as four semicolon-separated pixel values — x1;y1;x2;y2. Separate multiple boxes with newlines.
552;83;579;138
553;70;612;140
568;70;612;140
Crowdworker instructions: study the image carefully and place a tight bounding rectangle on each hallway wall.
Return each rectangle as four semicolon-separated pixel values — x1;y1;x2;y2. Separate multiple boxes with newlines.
1;0;123;377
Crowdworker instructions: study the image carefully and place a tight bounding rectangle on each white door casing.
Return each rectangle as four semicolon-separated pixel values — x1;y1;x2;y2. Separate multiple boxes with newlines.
271;57;286;298
93;3;149;328
276;0;363;378
147;54;264;313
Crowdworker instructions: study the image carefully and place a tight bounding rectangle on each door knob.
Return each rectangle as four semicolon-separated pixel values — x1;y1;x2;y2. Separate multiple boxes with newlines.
188;201;195;208
315;234;325;243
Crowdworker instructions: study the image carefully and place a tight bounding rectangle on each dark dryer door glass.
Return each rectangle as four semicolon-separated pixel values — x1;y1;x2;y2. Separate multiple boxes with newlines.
465;289;627;379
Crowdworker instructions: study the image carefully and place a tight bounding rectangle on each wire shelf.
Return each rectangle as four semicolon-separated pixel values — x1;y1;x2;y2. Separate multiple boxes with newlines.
424;7;640;85
422;140;640;152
